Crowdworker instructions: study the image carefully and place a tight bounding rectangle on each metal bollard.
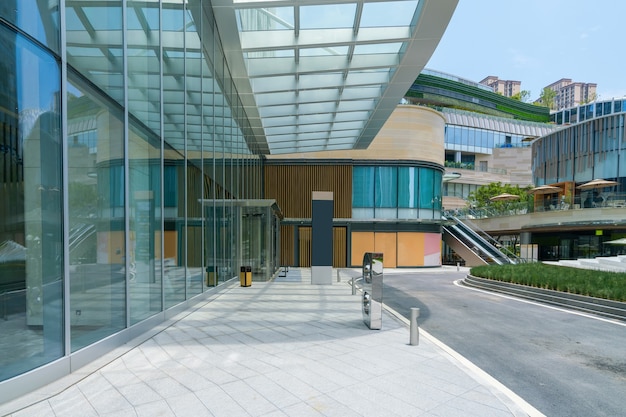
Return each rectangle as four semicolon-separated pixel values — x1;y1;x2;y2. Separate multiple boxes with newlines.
410;307;420;346
352;276;356;295
337;270;340;282
456;262;460;271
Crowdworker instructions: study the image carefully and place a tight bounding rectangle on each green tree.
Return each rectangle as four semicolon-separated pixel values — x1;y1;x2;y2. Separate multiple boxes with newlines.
538;87;557;110
467;182;532;210
511;90;531;102
580;92;598;105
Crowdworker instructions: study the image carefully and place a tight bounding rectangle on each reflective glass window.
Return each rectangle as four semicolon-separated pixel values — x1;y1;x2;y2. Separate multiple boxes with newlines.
0;26;63;380
375;167;397;208
127;1;161;134
352;166;375;207
67;73;126;351
129;122;162;324
0;0;59;52
66;1;124;104
419;168;435;208
398;167;418;208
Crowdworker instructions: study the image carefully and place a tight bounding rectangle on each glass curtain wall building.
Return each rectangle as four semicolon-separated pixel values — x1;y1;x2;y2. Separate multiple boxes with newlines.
0;0;272;394
0;0;458;403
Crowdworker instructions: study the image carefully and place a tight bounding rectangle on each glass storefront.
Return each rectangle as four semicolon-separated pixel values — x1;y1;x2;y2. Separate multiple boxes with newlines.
0;0;273;393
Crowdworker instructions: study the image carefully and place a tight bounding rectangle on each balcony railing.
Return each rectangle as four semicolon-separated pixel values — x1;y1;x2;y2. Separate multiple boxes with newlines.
448;192;626;220
444;161;507;175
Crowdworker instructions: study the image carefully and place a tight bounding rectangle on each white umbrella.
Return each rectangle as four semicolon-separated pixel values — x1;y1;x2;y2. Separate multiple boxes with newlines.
528;185;562;195
489;193;521;201
576;179;619;190
604;238;626;245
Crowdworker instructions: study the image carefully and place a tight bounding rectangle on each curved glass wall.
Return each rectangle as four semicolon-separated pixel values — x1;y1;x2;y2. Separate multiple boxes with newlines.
352;166;442;219
532;113;626;187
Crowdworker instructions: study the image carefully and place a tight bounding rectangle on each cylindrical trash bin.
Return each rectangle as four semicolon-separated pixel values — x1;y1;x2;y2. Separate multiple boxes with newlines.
240;266;252;287
206;266;216;287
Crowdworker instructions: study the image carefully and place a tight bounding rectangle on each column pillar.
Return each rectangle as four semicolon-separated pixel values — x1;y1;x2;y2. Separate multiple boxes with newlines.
311;191;333;284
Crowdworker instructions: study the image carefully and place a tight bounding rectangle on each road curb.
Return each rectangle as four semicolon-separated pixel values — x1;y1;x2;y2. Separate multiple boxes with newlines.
462;275;626;321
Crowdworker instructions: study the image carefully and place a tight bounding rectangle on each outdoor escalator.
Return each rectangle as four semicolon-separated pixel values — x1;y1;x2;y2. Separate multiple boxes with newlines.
442;215;517;266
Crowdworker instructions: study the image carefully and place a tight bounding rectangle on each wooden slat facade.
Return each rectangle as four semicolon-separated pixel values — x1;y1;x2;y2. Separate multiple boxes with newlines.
264;165;352;219
280;224;295;267
265;165;352;267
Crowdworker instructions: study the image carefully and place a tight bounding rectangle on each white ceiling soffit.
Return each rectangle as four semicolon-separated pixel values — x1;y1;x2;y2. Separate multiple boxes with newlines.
212;0;458;154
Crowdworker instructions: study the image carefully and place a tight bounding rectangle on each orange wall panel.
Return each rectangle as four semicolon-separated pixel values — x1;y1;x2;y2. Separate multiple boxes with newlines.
163;230;178;264
397;232;424;267
374;232;397;268
351;232;375;266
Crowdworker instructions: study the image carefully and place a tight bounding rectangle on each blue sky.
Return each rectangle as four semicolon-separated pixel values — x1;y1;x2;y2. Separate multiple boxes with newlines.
426;0;626;102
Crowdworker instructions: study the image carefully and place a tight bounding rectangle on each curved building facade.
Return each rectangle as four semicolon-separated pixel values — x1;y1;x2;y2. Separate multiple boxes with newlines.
525;111;626;260
265;105;446;268
532;112;626;190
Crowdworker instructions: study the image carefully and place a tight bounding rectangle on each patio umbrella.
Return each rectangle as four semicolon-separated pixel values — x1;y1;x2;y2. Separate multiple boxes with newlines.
576;179;619;190
489;193;521;201
528;185;562;195
604;238;626;245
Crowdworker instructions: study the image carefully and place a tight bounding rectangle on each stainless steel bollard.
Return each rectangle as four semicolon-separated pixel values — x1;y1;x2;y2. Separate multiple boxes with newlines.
410;308;420;346
456;262;460;271
352;277;356;295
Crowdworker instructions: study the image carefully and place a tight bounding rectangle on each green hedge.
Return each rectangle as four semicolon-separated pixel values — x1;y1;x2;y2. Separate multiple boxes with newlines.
470;263;626;302
409;74;551;122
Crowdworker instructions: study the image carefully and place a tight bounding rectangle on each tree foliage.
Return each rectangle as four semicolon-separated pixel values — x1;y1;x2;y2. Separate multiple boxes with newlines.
467;182;532;209
538;87;557;110
511;90;531;103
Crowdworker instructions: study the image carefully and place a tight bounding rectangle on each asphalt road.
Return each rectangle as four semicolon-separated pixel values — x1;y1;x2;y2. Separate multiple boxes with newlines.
381;269;626;417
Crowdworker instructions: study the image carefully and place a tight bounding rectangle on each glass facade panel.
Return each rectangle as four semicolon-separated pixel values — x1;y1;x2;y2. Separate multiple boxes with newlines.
0;0;59;52
352;166;442;219
398;167;418;208
66;1;124;104
352;166;375;207
128;123;162;324
375;167;397;208
419;168;435;219
0;26;63;379
127;0;161;134
68;74;126;351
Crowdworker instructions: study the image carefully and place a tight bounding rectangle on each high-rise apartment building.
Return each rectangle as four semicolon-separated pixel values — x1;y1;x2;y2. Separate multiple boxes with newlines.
544;78;597;110
479;76;521;97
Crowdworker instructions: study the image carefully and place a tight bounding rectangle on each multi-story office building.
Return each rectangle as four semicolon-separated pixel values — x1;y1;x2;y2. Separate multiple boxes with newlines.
543;78;597;111
0;0;458;403
479;76;521;98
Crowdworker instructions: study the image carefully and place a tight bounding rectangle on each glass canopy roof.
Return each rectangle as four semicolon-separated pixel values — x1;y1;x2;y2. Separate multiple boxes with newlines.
216;0;457;154
64;0;457;155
